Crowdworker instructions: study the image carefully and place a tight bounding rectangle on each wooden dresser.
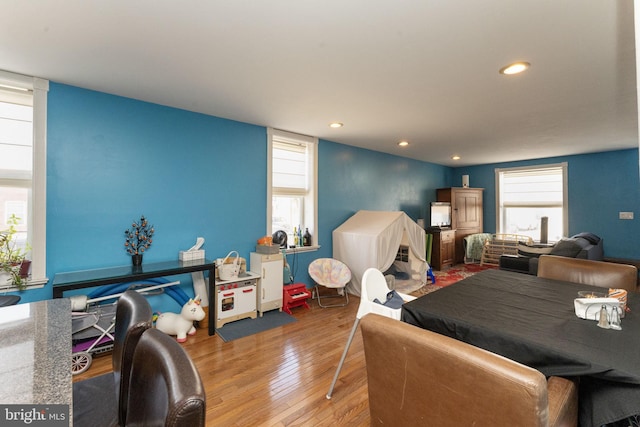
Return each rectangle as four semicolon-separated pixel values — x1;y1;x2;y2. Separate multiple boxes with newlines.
437;187;484;264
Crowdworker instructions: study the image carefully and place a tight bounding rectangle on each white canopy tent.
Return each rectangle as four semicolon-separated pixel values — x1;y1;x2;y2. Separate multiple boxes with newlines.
333;210;428;296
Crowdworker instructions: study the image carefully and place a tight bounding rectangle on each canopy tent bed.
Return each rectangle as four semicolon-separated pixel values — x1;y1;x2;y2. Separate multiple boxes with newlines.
333;210;428;296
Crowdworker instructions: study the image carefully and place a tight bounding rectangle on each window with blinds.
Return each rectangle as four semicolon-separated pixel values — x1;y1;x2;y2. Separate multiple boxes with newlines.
272;141;308;190
0;89;33;262
0;70;49;289
496;163;568;242
268;128;318;249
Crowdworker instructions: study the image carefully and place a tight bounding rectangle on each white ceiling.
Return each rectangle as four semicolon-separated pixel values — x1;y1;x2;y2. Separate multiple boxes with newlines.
1;1;637;166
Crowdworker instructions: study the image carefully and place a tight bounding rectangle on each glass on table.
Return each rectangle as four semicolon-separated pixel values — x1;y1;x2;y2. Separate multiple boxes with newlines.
578;291;607;299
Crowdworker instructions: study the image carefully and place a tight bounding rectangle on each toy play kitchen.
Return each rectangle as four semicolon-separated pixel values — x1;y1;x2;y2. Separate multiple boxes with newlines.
215;272;259;328
214;247;288;329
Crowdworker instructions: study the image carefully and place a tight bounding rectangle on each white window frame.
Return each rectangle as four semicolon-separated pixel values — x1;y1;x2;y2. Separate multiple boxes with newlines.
267;128;319;253
495;162;568;242
0;70;48;289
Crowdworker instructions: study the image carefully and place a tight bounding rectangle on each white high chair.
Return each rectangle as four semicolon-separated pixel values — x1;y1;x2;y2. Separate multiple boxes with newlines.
326;267;416;399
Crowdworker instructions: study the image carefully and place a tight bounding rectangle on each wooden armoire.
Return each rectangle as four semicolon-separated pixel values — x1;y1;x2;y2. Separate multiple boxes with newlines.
437;187;484;264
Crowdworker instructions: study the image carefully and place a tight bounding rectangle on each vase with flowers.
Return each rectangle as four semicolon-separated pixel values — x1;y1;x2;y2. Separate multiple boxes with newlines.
124;215;154;266
0;215;31;290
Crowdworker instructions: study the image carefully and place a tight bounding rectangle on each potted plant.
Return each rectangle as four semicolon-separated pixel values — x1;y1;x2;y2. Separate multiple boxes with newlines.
0;215;31;290
124;215;154;266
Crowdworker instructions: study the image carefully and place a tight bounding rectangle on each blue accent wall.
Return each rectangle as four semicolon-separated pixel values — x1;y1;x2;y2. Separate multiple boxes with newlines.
9;82;638;305
16;83;450;306
319;140;450;226
452;149;640;259
39;83;267;307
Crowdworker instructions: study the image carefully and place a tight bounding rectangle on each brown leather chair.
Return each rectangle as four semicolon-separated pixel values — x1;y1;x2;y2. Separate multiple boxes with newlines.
73;290;153;427
125;328;206;426
537;255;638;292
360;313;578;427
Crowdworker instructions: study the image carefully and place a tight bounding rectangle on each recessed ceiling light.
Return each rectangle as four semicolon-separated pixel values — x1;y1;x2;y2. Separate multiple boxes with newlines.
398;141;409;147
329;122;343;128
499;62;530;75
451;155;461;160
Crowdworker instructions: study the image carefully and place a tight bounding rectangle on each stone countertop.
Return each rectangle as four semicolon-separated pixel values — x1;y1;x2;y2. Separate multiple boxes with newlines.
0;298;71;418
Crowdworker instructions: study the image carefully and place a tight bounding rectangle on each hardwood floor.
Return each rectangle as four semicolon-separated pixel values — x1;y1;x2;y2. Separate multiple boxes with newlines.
73;295;372;426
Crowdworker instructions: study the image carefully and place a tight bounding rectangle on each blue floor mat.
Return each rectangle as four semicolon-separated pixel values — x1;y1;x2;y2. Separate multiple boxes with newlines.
215;310;296;342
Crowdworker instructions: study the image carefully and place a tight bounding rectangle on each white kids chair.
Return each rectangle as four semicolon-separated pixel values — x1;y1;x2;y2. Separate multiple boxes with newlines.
326;267;416;399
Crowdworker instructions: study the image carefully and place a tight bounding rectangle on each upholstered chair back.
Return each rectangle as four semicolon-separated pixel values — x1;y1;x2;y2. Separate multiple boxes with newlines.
360;313;578;427
538;255;637;292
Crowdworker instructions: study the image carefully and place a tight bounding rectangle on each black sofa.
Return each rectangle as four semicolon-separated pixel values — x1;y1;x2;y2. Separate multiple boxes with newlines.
499;232;604;275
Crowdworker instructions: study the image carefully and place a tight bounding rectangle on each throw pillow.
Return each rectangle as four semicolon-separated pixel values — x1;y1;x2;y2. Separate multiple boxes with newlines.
571;232;601;245
550;239;583;257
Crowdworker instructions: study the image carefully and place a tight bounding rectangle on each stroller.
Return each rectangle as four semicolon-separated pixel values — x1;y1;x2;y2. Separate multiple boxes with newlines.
71;302;117;375
70;279;181;375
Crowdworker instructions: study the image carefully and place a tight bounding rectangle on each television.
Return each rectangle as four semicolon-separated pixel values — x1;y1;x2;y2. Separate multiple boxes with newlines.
430;202;452;228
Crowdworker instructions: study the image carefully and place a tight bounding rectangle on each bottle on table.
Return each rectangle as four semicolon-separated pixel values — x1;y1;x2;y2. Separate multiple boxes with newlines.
303;228;311;246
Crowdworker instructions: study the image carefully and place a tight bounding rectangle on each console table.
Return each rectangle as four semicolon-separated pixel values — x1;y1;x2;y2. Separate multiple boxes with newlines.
52;259;217;335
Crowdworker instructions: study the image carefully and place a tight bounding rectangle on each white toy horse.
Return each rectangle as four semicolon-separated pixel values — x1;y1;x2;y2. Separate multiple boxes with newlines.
155;296;206;343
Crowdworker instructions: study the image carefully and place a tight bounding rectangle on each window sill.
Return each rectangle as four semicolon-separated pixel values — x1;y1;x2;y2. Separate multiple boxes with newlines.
284;245;320;254
0;277;48;292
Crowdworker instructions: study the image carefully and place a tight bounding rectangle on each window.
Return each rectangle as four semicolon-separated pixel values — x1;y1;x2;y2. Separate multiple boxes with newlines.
395;245;409;262
0;70;48;289
267;128;318;250
495;163;567;243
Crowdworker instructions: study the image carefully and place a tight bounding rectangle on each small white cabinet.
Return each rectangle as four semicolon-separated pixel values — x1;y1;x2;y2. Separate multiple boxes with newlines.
250;252;283;316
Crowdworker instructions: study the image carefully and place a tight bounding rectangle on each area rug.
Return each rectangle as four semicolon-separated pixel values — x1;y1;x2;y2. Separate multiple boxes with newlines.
216;310;296;342
433;263;497;287
412;263;497;296
393;278;427;295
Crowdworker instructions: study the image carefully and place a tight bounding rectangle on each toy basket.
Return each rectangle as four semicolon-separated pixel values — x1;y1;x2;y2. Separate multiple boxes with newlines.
218;251;240;281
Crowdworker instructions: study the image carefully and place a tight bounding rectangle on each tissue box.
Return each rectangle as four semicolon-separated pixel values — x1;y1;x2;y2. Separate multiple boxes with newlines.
179;250;205;261
574;297;623;320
